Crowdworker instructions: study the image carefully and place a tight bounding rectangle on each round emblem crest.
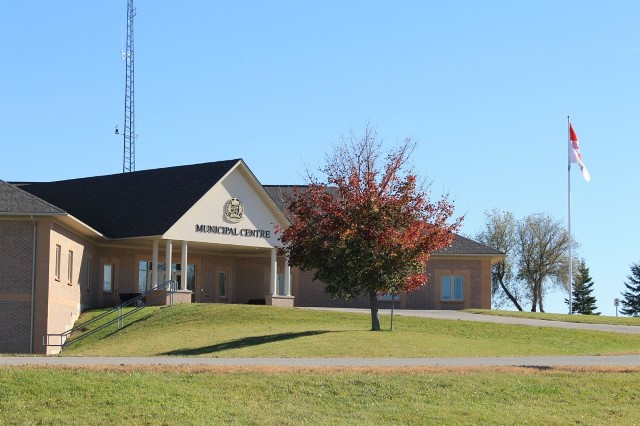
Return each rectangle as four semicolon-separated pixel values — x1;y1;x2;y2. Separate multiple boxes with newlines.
224;198;243;223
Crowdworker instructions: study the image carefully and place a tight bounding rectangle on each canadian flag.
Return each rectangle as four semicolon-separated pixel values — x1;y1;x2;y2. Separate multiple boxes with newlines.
569;123;591;182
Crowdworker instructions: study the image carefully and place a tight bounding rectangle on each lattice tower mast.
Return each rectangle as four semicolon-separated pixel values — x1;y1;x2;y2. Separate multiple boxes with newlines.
122;0;136;172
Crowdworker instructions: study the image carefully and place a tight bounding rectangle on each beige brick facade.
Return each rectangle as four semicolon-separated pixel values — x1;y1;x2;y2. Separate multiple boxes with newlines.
291;257;492;310
0;221;34;294
45;223;94;344
0;220;36;353
1;218;100;354
2;215;497;355
1;161;501;354
0;301;31;353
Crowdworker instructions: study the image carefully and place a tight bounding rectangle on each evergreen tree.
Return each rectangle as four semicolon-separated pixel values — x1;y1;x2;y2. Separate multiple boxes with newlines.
620;262;640;317
564;260;599;315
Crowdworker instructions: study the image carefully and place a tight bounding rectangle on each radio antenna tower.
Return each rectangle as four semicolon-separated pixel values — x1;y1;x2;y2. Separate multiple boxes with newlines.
121;0;136;172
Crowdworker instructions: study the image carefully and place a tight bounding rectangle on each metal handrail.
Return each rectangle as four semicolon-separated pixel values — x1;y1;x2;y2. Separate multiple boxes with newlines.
44;280;179;348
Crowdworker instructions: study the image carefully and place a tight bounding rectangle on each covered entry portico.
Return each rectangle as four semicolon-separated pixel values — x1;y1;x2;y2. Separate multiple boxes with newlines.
138;238;293;307
127;159;294;307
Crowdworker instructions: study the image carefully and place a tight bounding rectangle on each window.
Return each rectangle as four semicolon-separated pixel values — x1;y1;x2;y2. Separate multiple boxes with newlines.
219;272;227;298
85;259;91;292
277;273;285;296
140;262;196;291
174;263;196;291
103;264;113;293
54;245;61;281
157;262;167;283
185;264;196;292
152;262;172;284
139;261;152;292
441;275;464;301
67;250;74;284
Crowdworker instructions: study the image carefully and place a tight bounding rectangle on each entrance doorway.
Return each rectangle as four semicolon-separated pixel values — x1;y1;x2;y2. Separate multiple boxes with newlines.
138;261;196;295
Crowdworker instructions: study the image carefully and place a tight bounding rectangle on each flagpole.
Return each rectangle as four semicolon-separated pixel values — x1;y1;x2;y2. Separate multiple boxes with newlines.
567;116;573;315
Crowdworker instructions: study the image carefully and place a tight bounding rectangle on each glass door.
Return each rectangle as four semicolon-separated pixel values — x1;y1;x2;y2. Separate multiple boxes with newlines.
138;262;195;292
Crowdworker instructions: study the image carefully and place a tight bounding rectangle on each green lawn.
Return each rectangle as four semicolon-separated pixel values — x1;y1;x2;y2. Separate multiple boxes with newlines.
465;309;640;326
5;304;640;425
62;304;640;358
1;366;638;425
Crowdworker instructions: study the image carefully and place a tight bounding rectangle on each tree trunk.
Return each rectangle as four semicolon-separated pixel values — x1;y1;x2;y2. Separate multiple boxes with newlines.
498;278;523;311
537;285;545;313
369;291;381;331
530;282;538;312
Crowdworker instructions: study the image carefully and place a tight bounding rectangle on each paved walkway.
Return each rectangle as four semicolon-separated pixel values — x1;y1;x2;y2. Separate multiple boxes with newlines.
2;309;639;368
303;308;640;335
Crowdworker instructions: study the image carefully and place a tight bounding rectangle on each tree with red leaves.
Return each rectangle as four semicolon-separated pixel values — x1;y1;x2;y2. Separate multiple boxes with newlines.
278;126;463;330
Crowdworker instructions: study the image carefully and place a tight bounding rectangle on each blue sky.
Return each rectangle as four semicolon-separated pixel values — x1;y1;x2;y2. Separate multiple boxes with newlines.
1;1;638;315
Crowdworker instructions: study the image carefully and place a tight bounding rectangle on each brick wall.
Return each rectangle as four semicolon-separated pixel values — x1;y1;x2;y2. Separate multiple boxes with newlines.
0;221;35;353
235;256;270;303
0;221;34;294
293;258;490;310
0;301;31;353
82;248;278;306
44;223;99;354
91;247;138;307
200;254;235;303
407;259;486;309
293;269;369;308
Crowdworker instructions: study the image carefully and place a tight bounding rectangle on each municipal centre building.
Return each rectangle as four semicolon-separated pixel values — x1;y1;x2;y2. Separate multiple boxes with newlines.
0;159;503;354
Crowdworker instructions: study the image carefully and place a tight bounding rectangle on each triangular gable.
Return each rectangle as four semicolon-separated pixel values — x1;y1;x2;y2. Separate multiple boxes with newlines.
164;161;289;248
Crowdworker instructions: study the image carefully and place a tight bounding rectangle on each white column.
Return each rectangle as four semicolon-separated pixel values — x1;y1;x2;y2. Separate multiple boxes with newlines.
270;248;277;296
181;241;188;290
151;240;159;289
285;255;291;297
165;240;173;287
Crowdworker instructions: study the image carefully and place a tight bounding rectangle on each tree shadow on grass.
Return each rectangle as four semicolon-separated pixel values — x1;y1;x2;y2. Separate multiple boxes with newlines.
161;330;335;356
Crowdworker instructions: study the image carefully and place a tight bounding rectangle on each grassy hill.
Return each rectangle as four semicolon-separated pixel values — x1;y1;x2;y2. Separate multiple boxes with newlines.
63;304;640;357
5;304;640;424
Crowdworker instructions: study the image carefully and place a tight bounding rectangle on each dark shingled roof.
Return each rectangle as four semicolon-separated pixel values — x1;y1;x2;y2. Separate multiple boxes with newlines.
15;160;240;239
0;180;65;215
435;234;503;256
263;185;503;257
7;164;503;257
262;185;307;213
